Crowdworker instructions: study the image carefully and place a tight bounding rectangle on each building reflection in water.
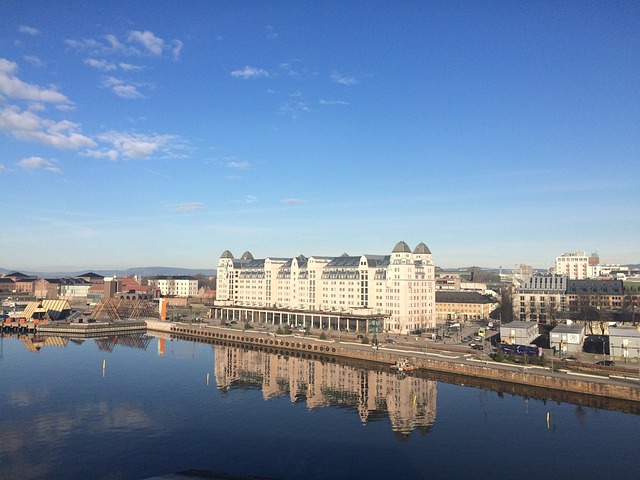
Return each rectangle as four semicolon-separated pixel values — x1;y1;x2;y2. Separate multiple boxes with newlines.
14;333;153;353
213;344;437;437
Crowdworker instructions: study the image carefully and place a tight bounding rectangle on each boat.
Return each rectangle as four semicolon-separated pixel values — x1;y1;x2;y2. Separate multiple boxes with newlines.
390;358;418;372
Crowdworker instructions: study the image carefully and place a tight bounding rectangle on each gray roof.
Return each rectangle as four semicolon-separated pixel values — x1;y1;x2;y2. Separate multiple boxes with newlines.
240;251;254;260
413;242;431;254
435;291;495;304
392;241;411;253
551;323;585;334
221;250;234;259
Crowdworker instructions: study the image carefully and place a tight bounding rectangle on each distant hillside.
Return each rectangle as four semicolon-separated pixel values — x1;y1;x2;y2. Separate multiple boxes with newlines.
0;267;216;278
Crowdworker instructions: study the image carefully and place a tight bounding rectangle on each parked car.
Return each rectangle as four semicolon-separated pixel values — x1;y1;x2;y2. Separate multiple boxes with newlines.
473;336;482;342
471;344;484;350
562;355;578;362
595;360;615;366
461;336;471;342
385;338;396;344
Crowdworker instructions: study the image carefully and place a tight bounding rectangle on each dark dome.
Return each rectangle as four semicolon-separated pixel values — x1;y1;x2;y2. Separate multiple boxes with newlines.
392;241;411;253
413;242;431;254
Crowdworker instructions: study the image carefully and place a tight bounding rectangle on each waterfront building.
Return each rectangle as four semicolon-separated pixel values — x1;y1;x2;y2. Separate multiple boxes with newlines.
34;278;62;300
500;321;539;345
214;241;436;334
58;278;93;302
609;326;640;359
549;323;586;355
514;274;568;322
435;291;497;322
147;275;198;297
0;277;15;292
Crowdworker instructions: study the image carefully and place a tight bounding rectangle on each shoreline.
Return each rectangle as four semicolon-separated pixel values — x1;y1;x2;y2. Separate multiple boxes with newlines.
146;320;640;405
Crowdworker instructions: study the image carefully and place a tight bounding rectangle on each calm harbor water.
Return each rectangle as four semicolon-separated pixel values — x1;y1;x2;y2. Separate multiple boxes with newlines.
1;333;639;480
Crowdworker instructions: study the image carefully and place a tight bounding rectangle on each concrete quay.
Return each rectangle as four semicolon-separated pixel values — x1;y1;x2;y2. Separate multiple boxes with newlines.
146;320;640;404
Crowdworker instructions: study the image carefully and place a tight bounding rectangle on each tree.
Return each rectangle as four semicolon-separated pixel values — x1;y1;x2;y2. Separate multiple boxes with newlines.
497;286;515;323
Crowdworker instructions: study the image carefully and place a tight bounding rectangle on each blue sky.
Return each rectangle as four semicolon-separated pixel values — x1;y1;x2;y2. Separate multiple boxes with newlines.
0;1;638;272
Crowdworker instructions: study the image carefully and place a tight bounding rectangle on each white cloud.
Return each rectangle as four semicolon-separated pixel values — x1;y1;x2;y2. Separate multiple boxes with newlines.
169;202;205;212
266;26;278;40
18;156;61;174
128;30;164;56
227;161;251;169
66;31;182;59
0;164;5;173
171;40;183;60
119;62;144;71
0;58;70;103
94;131;179;160
84;58;117;71
330;71;358;86
0;105;95;149
281;198;309;204
231;66;270;79
101;76;145;98
23;55;44;67
319;99;350;105
19;25;40;36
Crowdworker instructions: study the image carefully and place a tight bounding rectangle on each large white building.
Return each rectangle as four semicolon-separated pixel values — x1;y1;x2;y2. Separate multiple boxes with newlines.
214;241;436;334
555;251;599;279
147;276;198;297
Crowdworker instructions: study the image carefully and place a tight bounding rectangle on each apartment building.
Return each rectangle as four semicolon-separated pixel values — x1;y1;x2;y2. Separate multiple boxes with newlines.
555;251;600;279
147;276;198;297
215;241;436;334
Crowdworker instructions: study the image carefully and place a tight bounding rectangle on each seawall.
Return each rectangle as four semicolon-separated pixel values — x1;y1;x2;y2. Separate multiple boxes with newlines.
146;320;640;403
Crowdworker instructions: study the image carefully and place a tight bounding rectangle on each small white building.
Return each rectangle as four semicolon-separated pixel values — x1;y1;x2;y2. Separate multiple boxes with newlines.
550;323;586;355
609;326;640;359
500;321;539;345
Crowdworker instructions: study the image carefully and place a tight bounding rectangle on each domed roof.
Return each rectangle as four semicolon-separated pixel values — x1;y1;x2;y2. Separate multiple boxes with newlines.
392;241;411;253
220;250;234;259
240;251;254;260
413;242;431;254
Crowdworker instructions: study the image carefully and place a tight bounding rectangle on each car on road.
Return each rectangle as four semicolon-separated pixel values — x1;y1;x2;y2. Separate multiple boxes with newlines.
595;360;615;366
385;338;396;344
461;336;471;342
562;355;578;362
473;336;482;342
471;344;484;350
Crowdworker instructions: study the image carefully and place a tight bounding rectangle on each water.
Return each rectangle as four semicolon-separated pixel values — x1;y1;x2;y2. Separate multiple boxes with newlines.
1;333;639;480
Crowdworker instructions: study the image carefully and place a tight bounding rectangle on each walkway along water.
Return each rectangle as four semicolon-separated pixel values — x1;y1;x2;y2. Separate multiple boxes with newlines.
145;320;640;404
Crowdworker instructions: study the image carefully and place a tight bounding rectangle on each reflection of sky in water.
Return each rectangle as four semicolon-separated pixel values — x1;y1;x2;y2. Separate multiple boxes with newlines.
0;335;639;480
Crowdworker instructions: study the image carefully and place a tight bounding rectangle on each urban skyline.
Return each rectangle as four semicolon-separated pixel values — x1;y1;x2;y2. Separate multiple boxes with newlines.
1;2;639;271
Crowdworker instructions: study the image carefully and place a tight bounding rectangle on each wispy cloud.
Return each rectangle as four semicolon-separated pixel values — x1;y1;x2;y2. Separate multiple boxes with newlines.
281;198;309;204
279;91;310;119
227;160;251;169
101;76;146;98
319;99;350;106
168;202;205;212
231;66;270;79
18;156;61;174
128;30;164;56
23;55;44;67
266;26;278;40
19;25;40;36
84;58;117;71
92;131;181;160
330;71;358;86
0;164;5;173
66;30;182;59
